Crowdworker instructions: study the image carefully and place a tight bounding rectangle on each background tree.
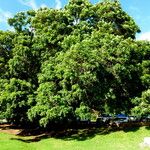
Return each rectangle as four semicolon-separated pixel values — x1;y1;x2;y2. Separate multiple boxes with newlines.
131;41;150;116
0;31;14;78
0;78;33;125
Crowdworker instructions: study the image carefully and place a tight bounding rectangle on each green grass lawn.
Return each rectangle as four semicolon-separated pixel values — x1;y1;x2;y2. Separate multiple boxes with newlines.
0;126;150;150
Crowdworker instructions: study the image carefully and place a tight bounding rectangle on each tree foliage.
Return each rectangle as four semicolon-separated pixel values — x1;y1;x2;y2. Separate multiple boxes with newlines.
0;0;149;127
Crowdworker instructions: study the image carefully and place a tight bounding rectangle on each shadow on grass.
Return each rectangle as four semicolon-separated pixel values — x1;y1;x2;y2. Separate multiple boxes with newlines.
9;126;127;143
10;127;111;143
10;134;49;143
122;122;150;133
145;126;150;130
123;126;140;132
9;122;150;143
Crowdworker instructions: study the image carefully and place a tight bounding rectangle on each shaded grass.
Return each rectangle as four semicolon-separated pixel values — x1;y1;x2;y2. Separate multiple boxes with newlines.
0;126;150;150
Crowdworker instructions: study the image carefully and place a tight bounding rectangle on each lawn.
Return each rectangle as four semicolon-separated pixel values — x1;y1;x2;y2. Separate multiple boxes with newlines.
0;126;150;150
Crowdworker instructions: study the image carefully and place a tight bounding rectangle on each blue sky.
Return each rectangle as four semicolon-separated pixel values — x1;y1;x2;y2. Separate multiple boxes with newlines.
0;0;150;40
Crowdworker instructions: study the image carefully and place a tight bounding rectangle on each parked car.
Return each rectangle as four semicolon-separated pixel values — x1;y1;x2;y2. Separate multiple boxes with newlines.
80;119;91;124
111;114;129;127
140;115;150;122
96;114;112;125
76;117;91;125
128;116;138;122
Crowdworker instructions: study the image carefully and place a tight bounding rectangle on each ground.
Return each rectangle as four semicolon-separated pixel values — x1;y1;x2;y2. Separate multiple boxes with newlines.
0;124;150;150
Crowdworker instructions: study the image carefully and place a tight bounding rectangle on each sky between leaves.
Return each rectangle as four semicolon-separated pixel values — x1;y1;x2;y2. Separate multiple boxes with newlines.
0;0;150;41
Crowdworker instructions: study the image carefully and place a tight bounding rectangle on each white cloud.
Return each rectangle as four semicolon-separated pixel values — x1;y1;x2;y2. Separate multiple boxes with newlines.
40;3;48;8
19;0;38;10
0;9;12;23
55;0;62;9
0;9;13;30
137;32;150;41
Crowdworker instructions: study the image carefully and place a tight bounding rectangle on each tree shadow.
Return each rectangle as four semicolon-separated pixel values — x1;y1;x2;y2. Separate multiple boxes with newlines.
145;126;150;130
123;126;140;132
9;122;150;143
10;126;120;143
10;134;49;143
122;122;150;133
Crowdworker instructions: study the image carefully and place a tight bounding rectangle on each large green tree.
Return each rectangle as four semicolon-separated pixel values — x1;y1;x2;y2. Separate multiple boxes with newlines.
0;0;149;127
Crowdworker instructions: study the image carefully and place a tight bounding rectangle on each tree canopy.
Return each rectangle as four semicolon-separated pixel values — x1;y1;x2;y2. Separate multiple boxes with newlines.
0;0;149;127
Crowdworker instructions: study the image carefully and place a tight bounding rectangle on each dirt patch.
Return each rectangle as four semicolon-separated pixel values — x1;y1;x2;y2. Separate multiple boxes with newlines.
0;124;22;135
